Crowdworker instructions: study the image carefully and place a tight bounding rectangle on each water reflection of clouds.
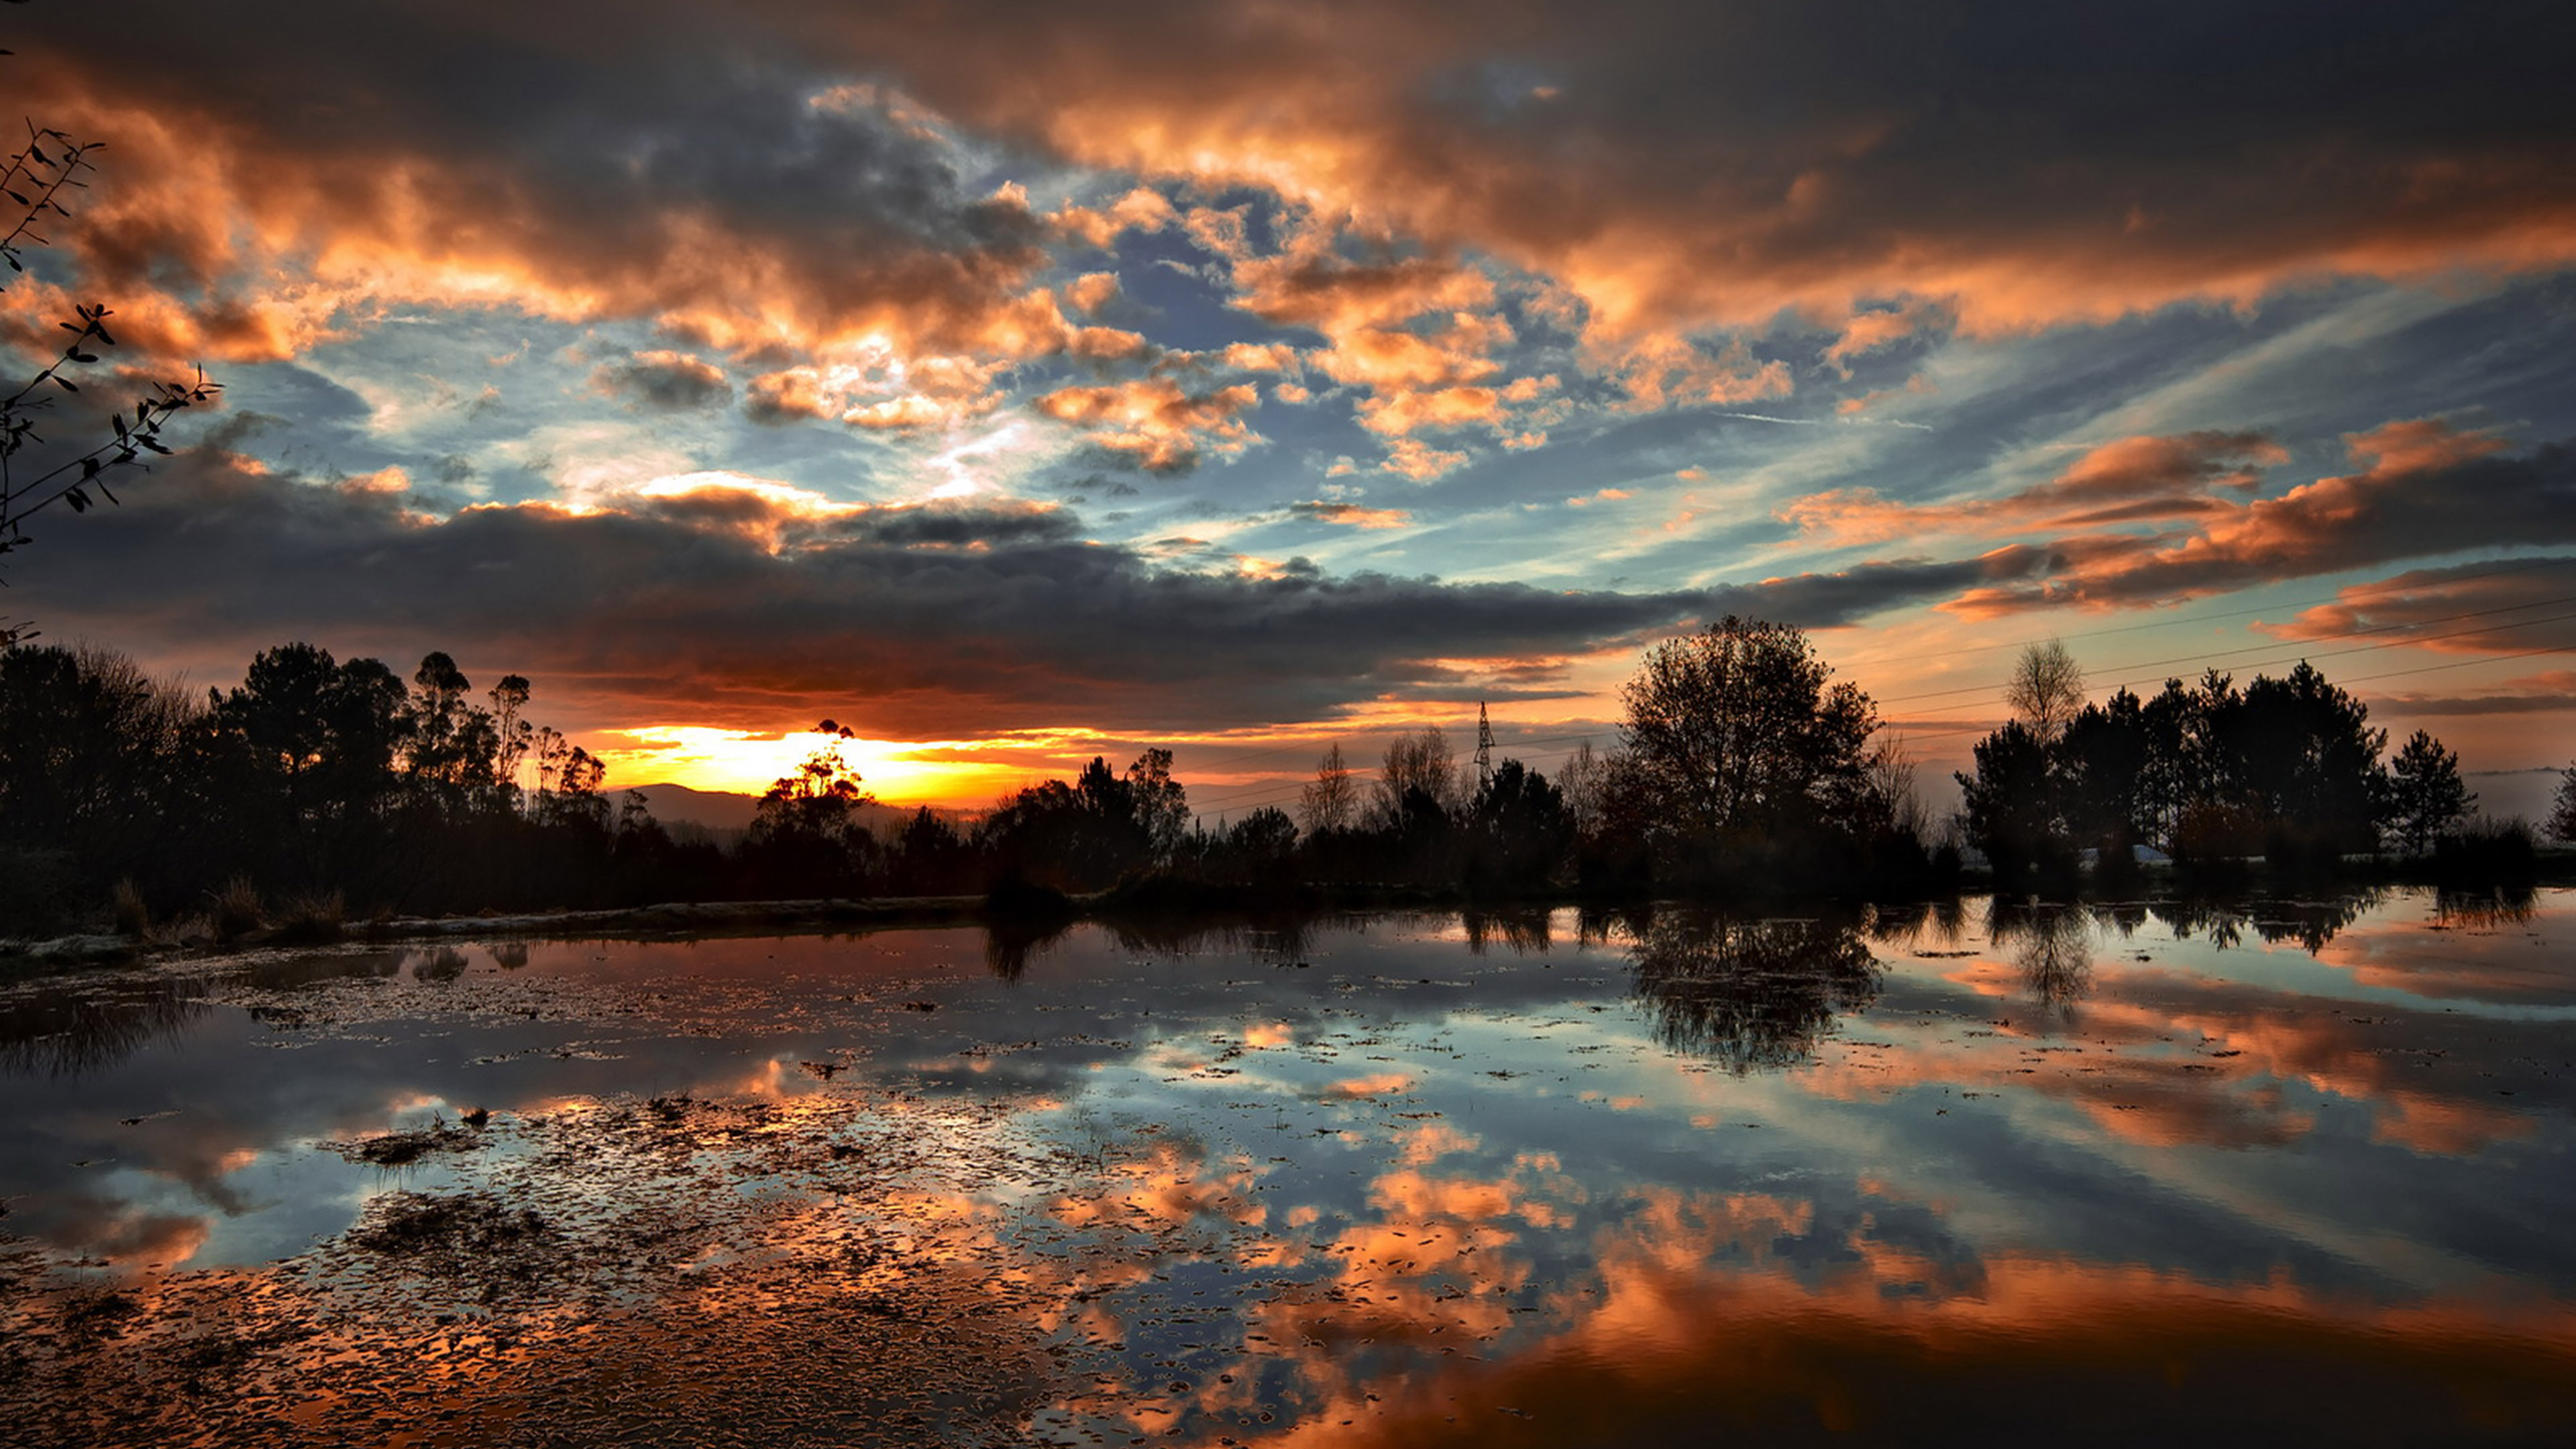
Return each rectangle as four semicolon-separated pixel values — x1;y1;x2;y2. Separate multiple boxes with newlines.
6;889;2575;1444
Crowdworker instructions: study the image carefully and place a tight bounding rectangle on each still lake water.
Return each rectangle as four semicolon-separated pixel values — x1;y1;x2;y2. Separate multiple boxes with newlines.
3;888;2572;1446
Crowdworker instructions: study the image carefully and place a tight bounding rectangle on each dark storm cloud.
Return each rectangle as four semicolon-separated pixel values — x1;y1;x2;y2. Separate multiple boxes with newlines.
15;4;1049;362
13;457;1718;737
18;0;2576;368
847;0;2576;331
1703;552;2051;629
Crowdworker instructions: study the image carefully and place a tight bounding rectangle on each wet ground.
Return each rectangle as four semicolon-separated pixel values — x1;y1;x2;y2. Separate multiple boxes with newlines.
3;888;2572;1446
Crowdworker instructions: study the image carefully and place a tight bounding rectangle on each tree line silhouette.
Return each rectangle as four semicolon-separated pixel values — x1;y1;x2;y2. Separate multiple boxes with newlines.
0;616;2558;938
1953;641;2535;890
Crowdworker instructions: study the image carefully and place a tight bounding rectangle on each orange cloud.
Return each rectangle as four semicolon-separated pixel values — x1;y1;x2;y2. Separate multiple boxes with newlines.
1940;419;2567;616
1066;270;1122;313
1291;500;1413;529
21;1;2576;449
2263;557;2576;659
1034;377;1262;472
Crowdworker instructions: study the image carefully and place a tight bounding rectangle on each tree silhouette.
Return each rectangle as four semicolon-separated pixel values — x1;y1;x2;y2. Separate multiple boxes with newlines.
0;644;199;918
1464;758;1570;891
1372;726;1456;829
981;750;1180;890
1555;739;1608;838
1955;720;2061;883
1126;747;1189;864
2220;662;2386;859
2551;762;2576;844
1613;616;1878;878
1960;656;2400;876
1213;806;1298;885
888;805;973;894
2004;639;2085;743
2385;729;2473;855
739;721;876;896
2057;690;2153;853
1297;741;1356;835
213;642;408;880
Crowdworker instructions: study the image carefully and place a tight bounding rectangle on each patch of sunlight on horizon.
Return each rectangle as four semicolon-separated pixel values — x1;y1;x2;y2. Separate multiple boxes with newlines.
589;726;1030;806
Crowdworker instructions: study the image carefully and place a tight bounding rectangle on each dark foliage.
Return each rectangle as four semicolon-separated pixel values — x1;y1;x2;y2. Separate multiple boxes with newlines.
1619;906;1884;1073
2553;763;2576;845
2426;817;2538;888
5;622;1955;932
1951;658;2487;887
2385;730;2475;857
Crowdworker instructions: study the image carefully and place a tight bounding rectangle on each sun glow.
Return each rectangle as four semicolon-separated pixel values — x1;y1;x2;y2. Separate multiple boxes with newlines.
589;726;1030;806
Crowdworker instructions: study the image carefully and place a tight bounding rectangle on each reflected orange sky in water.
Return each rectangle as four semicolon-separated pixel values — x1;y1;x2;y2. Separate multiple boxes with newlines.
7;893;2575;1444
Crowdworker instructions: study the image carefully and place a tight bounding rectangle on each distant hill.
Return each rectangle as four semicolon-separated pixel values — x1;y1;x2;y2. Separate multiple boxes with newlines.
625;784;978;837
627;782;761;832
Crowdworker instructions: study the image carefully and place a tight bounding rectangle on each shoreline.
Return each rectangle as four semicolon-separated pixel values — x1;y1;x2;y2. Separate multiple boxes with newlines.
7;858;2571;979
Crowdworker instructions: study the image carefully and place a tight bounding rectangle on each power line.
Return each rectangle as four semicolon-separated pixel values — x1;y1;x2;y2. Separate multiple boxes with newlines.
1189;737;1615;820
1185;559;2576;807
1877;608;2576;727
1878;642;2575;745
1185;729;1611;811
1875;593;2576;708
1187;567;2574;816
1827;553;2576;673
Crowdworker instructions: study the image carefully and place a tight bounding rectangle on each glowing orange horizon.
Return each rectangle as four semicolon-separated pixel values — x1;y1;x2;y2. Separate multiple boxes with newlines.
580;696;1634;812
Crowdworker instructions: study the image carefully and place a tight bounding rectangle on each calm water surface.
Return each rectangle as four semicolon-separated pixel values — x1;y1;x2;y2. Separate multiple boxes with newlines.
3;888;2572;1446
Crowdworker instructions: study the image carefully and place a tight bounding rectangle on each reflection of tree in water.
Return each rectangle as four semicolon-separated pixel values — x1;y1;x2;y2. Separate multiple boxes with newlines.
1864;898;1969;953
2149;890;2381;954
985;912;1358;979
1625;909;1881;1073
1987;902;2094;1010
0;976;210;1078
2434;884;2538;931
1460;906;1552;955
2091;901;2151;941
241;949;405;990
412;947;470;983
983;918;1073;981
1576;904;1623;950
1097;912;1347;967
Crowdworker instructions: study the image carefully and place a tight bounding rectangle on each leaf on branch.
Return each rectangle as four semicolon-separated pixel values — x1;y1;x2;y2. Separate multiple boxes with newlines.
51;375;76;392
64;488;88;513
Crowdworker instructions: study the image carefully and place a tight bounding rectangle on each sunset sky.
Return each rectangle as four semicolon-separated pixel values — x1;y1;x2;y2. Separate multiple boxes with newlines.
6;1;2572;815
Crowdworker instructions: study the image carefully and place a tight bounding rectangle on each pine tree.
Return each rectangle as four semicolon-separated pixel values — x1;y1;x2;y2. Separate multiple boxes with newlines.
2384;729;2473;856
